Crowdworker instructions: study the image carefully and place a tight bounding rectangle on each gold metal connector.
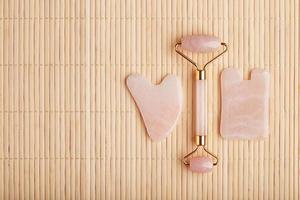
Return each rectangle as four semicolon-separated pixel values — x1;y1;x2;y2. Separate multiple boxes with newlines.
195;70;206;80
195;135;206;146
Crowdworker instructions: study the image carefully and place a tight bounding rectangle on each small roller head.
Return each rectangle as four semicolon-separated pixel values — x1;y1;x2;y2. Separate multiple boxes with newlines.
181;35;221;53
189;156;213;173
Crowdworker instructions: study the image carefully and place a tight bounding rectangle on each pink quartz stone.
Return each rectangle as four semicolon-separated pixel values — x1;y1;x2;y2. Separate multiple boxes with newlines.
220;68;270;139
181;35;221;53
126;74;182;141
195;80;207;136
189;157;213;173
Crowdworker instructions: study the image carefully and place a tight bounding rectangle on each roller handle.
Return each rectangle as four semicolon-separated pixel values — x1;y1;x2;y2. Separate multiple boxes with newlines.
195;79;207;136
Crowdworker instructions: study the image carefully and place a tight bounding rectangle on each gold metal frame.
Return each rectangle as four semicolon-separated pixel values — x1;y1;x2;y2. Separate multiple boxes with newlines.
182;143;218;166
175;42;228;71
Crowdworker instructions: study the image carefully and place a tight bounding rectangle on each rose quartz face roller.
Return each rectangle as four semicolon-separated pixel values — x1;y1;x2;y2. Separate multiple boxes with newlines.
175;35;227;173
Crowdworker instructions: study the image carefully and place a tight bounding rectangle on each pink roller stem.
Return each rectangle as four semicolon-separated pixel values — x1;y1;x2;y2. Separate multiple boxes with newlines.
195;79;207;136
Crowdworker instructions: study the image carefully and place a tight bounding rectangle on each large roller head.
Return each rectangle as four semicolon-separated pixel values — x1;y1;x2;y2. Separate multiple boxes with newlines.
175;34;227;70
180;35;221;53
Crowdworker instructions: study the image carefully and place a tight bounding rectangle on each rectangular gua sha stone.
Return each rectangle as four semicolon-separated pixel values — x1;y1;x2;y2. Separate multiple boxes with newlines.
220;68;270;139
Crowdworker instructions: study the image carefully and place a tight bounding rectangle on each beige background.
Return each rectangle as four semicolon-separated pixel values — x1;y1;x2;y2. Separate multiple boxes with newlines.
0;0;299;199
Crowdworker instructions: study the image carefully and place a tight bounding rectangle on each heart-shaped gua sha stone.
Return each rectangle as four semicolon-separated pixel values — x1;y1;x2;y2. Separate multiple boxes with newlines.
127;74;182;141
220;68;270;139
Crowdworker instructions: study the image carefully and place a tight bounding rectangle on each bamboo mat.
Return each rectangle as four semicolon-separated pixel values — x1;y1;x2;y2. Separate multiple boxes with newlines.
0;0;299;199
